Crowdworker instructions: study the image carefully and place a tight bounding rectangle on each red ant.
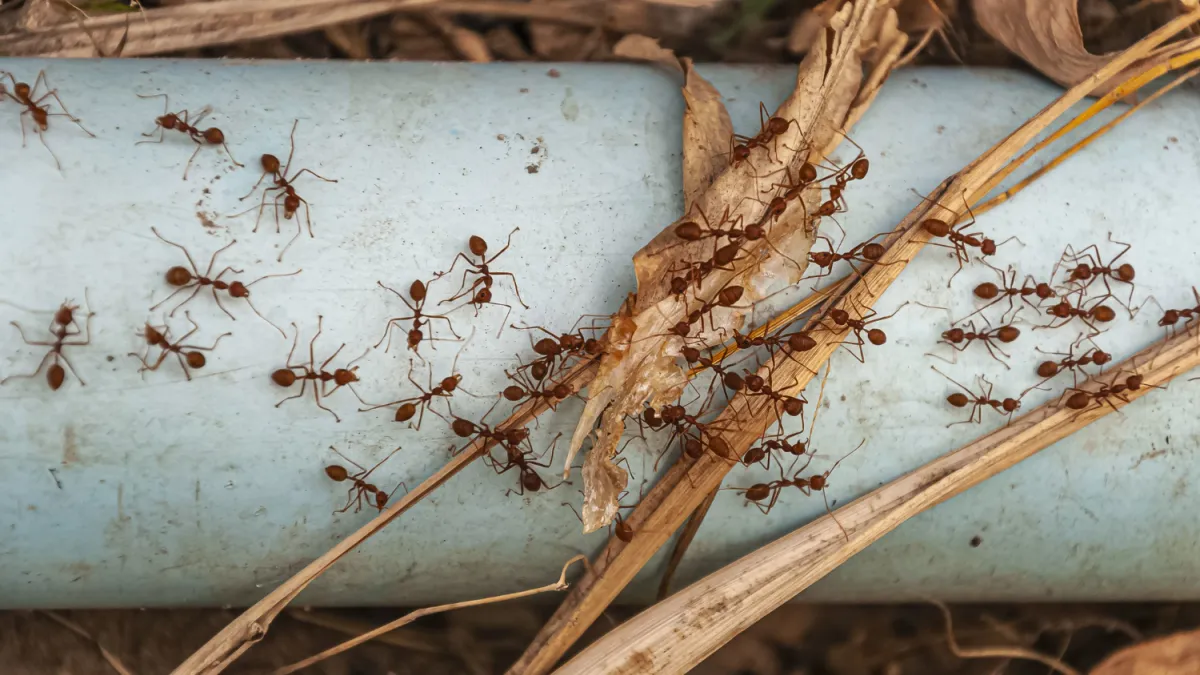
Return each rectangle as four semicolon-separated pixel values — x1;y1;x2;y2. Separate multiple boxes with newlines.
1055;233;1136;312
503;365;573;412
511;320;606;371
820;301;909;362
742;371;806;426
918;199;1016;286
1038;291;1116;335
804;231;900;291
735;440;864;539
150;227;299;337
932;317;1021;368
271;317;370;422
666;284;748;340
130;312;230;381
324;446;405;513
932;366;1021;426
137;93;241;179
440;228;528;333
0;297;93;390
1024;340;1112;394
1063;373;1160;413
359;357;472;429
960;264;1056;324
375;279;460;355
2;70;94;171
235;120;338;262
1144;289;1200;335
563;490;642;546
741;431;808;471
682;345;747;398
482;432;569;497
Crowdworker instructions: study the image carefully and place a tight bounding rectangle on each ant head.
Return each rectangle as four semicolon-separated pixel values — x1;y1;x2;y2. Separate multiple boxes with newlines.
395;402;417;422
1093;305;1116;323
1037;361;1059;378
766;116;790;136
943;327;965;343
614;518;635;543
744;373;765;392
166;266;194;287
1160;310;1180;326
283;194;300;218
203;128;226;144
675;221;702;241
1049;301;1072;318
830;308;849;324
996;326;1020;343
533;338;560;356
54;304;76;326
1126;374;1145;390
681;346;700;363
228;281;249;298
324;465;349;482
47;364;65;390
798;162;817;184
810;251;834;267
1066;391;1091;410
473;287;492;304
745;483;771;502
530;360;550;381
733;145;751;161
451;418;477;438
552;383;571;399
973;282;999;300
468;235;488;257
1070;264;1092;280
717;285;744;306
14;82;31;99
584;338;603;355
561;333;583;350
409;280;427;302
744;222;765;240
334;368;358;386
788;332;816;352
407;328;423;348
159;113;179;129
185;351;207;369
947;392;969;408
669;276;689;295
271;369;297;387
768;196;787;216
670;321;691;338
861;243;886;261
921;219;951;237
1092;350;1112;365
505;427;529;445
441;374;460;391
979;238;997;255
1036;283;1056;299
1117;263;1136;282
1002;398;1020;413
642;407;661;426
867;328;887;346
143;324;165;344
260;153;281;174
374;491;389;509
503;385;526;402
850;158;869;180
808;474;827;491
661;404;685;423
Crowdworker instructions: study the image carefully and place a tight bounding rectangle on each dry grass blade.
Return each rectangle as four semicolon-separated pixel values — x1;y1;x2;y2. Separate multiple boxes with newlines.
169;357;599;675
270;555;586;675
656;485;717;600
508;10;1200;674
554;328;1200;674
933;601;1081;675
38;610;136;675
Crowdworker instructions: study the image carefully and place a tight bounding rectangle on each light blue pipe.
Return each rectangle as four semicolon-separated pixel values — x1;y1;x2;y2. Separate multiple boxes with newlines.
0;59;1197;608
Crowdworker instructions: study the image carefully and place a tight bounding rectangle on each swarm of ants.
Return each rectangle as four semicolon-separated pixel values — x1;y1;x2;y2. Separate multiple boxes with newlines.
0;69;1190;537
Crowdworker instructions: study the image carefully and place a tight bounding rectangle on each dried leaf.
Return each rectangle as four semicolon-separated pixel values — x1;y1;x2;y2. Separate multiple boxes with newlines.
1091;628;1200;675
974;0;1187;92
565;0;871;533
485;25;533;61
680;58;733;212
427;16;492;62
19;0;75;31
787;0;842;53
612;34;683;74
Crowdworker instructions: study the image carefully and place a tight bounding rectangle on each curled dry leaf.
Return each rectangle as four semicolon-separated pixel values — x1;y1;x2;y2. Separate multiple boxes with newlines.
680;58;733;211
612;34;684;75
1090;627;1200;675
974;0;1190;93
566;1;878;533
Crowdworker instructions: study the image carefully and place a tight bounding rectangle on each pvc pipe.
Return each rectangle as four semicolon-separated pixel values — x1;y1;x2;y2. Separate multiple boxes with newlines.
0;59;1197;608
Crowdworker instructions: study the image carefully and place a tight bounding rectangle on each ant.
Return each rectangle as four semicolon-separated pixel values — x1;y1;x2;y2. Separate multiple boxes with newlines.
736;440;864;539
742;431;808;471
149;227;299;337
918;199;1015;286
502;365;573;411
820;301;909;362
742;371;806;425
1063;373;1160;413
129;312;230;381
1038;291;1117;335
235;120;338;262
324;446;405;513
1;70;94;171
483;432;568;497
1024;340;1112;394
932;366;1021;426
932;317;1021;367
359;357;471;429
511;320;606;371
137;93;241;179
375;278;460;355
0;297;93;390
804;232;899;291
678;284;748;339
960;264;1055;324
682;345;746;398
1144;289;1200;335
440;228;528;332
271;317;370;422
1055;233;1136;311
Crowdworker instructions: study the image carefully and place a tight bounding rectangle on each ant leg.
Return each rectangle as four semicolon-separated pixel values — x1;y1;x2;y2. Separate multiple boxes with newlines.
283;323;300;368
9;321;56;348
313;382;341;423
38;90;94;136
151;227;203;276
275;377;309;408
156;284;203;317
0;350;55;385
291;168;338;184
34;128;63;172
183;143;203;180
243;297;287;338
238;170;271;201
208;287;236;321
488;271;529;309
221;142;243;168
485;227;521;265
321;343;346;372
129;345;170;376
